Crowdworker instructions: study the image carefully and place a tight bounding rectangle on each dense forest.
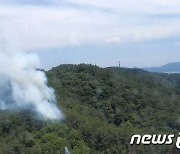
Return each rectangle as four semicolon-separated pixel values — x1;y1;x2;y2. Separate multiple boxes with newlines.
0;64;180;153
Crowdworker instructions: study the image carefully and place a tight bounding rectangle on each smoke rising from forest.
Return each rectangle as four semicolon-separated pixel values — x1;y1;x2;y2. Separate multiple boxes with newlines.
0;44;64;120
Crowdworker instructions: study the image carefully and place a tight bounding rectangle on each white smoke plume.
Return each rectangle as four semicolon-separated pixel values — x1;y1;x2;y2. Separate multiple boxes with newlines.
0;49;64;121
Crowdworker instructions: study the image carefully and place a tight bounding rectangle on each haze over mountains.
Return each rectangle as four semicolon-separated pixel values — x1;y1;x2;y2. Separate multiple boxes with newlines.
143;62;180;73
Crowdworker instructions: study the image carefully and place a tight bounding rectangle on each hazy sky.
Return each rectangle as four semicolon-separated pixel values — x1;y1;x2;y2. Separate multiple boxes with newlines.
0;0;180;69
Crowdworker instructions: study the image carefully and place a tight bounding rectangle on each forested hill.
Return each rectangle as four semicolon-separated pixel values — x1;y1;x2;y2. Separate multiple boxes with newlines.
47;64;180;153
0;64;180;153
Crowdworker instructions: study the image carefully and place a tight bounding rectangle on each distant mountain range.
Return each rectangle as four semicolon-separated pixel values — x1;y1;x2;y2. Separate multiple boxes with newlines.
143;62;180;73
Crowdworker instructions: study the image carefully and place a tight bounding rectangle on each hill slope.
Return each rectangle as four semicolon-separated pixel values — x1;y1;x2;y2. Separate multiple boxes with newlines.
0;64;180;153
47;64;180;153
144;62;180;73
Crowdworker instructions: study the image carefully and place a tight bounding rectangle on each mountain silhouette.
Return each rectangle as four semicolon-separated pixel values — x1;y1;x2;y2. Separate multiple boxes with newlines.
143;62;180;73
